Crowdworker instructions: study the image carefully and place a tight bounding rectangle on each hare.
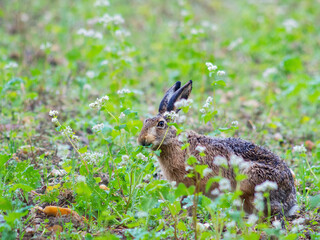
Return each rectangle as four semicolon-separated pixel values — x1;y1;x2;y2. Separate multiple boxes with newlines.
138;80;297;220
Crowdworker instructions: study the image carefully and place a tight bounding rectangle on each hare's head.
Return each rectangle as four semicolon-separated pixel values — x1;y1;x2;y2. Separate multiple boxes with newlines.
138;80;192;150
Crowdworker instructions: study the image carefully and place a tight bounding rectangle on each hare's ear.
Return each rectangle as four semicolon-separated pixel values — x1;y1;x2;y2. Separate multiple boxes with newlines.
159;81;181;114
167;80;192;112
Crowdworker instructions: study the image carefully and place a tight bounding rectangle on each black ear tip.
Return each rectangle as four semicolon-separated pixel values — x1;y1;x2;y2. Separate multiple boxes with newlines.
174;81;181;91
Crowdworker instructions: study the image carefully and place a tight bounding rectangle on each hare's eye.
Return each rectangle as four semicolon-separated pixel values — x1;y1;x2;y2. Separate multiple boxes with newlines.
157;121;165;128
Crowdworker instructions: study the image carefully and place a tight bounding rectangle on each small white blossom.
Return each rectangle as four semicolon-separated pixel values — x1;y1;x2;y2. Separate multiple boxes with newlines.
89;95;109;109
170;181;177;187
185;166;193;171
174;99;193;108
247;214;259;225
217;70;226;76
136;211;148;218
199;108;206;114
226;221;236;228
117;88;131;95
52;118;58;123
92;123;104;132
76;175;86;182
233;199;242;207
255;180;278;192
203;168;213;177
164;111;178;121
115;29;131;39
121;155;129;162
49;110;59;117
94;0;110;7
86;71;95;79
180;10;188;16
254;192;264;212
77;28;103;39
195;145;206;153
292;218;305;225
119;112;125;119
205;62;217;71
62;126;73;136
263;67;277;78
40;42;52;50
223;232;236;239
211;188;220;196
196;223;206;232
219;178;231;191
272;220;282;229
283;19;298;32
293;145;307;153
206;96;213;103
214;156;228;166
84;84;91;90
176;115;186;124
113;14;125;24
136;153;148;161
231;121;238;126
101;60;109;65
83;152;103;164
4;62;18;69
227;37;243;50
230;155;243;166
178;132;188;142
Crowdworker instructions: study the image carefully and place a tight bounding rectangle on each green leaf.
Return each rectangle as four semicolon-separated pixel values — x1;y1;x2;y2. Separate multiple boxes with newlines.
0;154;11;168
9;184;33;193
79;146;88;154
0;197;12;210
310;194;320;209
177;221;187;231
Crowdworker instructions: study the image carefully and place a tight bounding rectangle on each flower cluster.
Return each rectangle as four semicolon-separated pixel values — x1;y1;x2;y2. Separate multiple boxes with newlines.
205;62;217;71
4;62;18;69
94;0;110;7
117;88;131;95
262;67;277;78
231;121;238;127
217;70;226;76
99;14;124;26
86;71;95;78
49;110;59;117
164;111;178;121
174;99;193;109
89;95;109;109
82;152;104;165
283;19;299;33
292;145;307;153
115;29;131;39
77;28;103;39
213;156;228;167
255;180;278;192
136;153;148;162
195;145;206;153
200;96;213;114
92;123;104;132
219;178;231;191
40;42;52;50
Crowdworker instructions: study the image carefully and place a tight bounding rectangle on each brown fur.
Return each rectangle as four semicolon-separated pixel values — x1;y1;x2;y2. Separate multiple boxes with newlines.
138;81;297;219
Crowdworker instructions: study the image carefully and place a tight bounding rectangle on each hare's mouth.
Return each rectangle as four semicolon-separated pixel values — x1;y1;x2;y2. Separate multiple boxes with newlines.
140;139;152;147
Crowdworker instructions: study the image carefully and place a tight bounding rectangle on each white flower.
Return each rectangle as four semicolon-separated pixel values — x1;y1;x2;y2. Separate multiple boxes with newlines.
185;166;193;171
214;156;228;166
196;223;206;232
219;178;231;191
263;67;277;78
136;153;148;161
206;96;213;103
254;192;264;212
227;37;243;50
84;84;91;90
199;108;206;114
121;155;129;162
205;62;217;71
119;112;125;119
272;220;282;229
117;88;131;95
170;181;177;187
226;221;236;228
233;199;242;207
174;99;193;108
283;19;298;32
62;126;73;136
92;123;104;132
223;232;236;239
40;42;52;50
203;168;213;177
52;118;58;123
293;145;307;153
4;62;18;69
231;121;238;126
86;71;95;79
76;175;86;182
255;180;278;192
115;29;131;38
230;155;243;166
180;10;188;16
49;110;59;117
83;152;103;164
94;0;110;7
217;70;226;76
164;111;178;121
101;60;109;65
99;14;113;26
211;188;220;196
89;95;109;109
176;115;186;124
77;29;103;39
247;214;259;225
292;218;305;225
195;145;206;153
113;14;125;24
178;132;188;142
136;211;148;218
